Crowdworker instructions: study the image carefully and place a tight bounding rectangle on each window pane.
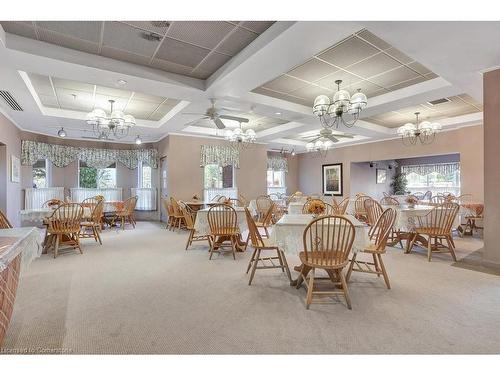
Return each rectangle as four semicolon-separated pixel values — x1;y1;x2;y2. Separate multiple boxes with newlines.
222;165;233;188
79;161;116;188
32;159;47;188
79;160;97;188
204;164;222;188
141;164;152;188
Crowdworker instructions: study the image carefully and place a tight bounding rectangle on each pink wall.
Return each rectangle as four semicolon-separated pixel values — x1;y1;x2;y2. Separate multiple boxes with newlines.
483;69;500;267
350;160;396;200
298;125;484;201
0;113;22;226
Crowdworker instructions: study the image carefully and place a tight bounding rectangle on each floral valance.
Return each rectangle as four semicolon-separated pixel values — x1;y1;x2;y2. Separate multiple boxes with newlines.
200;145;239;168
402;162;460;176
267;155;288;172
21;140;158;169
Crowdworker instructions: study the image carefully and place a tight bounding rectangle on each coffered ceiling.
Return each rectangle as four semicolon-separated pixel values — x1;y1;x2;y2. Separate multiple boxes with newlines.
252;29;437;107
26;73;180;120
0;21;274;79
188;112;288;132
0;21;492;147
364;94;482;128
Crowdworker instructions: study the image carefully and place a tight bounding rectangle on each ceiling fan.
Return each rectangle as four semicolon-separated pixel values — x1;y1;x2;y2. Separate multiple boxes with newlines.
301;128;355;143
182;99;249;129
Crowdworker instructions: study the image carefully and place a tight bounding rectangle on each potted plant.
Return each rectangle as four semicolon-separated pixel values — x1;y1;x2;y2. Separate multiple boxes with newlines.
390;172;408;195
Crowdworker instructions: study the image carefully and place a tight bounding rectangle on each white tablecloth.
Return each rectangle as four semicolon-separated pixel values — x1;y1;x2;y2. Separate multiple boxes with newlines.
0;227;43;272
287;202;305;214
20;207;92;223
269;214;370;255
193;207;248;236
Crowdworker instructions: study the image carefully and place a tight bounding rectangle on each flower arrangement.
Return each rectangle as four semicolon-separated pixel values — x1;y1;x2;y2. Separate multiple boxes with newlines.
95;195;104;201
307;200;326;216
405;196;419;208
224;198;232;206
444;194;455;202
47;200;61;209
192;194;200;201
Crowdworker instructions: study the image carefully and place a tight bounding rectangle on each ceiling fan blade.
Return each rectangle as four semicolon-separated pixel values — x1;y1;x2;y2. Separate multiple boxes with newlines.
219;114;249;123
333;133;355;138
181;112;208;116
184;118;209;127
213;117;226;129
327;135;340;143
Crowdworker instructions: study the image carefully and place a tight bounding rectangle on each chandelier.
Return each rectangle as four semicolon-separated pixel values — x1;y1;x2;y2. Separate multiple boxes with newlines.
313;79;368;128
397;112;442;145
86;99;136;140
305;139;333;157
224;122;256;149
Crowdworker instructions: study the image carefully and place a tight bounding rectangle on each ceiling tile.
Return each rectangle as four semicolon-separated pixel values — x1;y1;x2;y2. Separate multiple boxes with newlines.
28;73;54;96
167;21;236;49
262;75;308;93
317;36;379;68
120;21;171;36
385;47;414;64
369;66;420;88
195;52;232;74
387;75;428;91
425;72;439;79
240;21;274;33
216;27;257;56
55;88;94;104
36;21;102;43
0;21;38;39
347;52;401;79
38;94;59;108
408;61;432;75
155;37;210;67
288;58;338;82
190;70;212;80
58;98;94;112
150;99;180;120
288;84;331;103
132;92;165;104
344;80;385;97
150;58;193;76
100;46;151;66
95;86;131;99
103;22;161;57
125;99;159;115
94;95;128;111
315;70;362;89
357;30;391;50
37;28;99;54
52;77;94;92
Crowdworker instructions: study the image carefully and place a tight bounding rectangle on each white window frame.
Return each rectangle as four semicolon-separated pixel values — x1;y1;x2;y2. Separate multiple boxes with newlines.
267;169;286;196
203;164;237;202
138;162;153;189
32;158;50;188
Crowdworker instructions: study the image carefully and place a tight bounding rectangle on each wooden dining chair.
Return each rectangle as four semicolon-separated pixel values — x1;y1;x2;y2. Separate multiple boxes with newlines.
113;196;138;230
80;200;104;244
244;208;291;285
354;195;371;222
180;203;210;250
365;199;384;227
295;215;356;309
256;195;273;220
346;208;396;289
42;198;64;208
423;191;432;201
332;197;349;215
211;195;221;202
250;202;275;239
207;204;240;260
409;202;460;261
169;197;186;231
162;199;173;230
216;195;228;203
430;195;446;205
229;198;244;207
0;210;12;229
47;203;84;258
380;196;400;205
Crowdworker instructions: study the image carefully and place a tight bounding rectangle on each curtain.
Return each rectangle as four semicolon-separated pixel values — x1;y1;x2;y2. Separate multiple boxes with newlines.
200;145;239;168
21;140;158;169
70;188;122;202
401;162;460;176
267;155;288;172
24;187;65;209
132;188;157;211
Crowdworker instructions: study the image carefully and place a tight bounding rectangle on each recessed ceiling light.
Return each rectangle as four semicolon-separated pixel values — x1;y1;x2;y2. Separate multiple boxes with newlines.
275;112;282;115
116;79;127;86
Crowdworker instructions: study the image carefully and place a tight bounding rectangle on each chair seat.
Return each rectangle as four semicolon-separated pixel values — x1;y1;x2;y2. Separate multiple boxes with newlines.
362;243;383;254
415;227;449;236
212;228;240;236
299;251;348;269
81;221;98;226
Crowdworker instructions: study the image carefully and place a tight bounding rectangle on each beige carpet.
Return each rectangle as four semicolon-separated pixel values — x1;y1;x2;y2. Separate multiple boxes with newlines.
2;222;499;354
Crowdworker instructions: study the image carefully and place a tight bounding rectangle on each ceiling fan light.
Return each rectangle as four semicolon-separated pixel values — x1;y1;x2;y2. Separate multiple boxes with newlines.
323;140;334;148
306;142;314;151
333;89;351;107
314;140;324;149
431;122;442;131
245;128;256;140
350;91;368;110
123;114;136;127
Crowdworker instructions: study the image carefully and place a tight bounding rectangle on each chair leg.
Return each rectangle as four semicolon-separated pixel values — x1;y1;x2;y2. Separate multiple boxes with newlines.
338;270;352;310
305;268;315;309
54;234;60;258
346;253;357;282
427;235;433;262
276;248;285;272
446;236;457;262
279;250;292;282
231;236;236;260
372;254;381;277
185;230;193;250
246;248;257;274
248;249;261;285
121;217;125;230
209;236;215;260
377;253;391;289
244;232;250;251
95;226;102;245
264;227;269;238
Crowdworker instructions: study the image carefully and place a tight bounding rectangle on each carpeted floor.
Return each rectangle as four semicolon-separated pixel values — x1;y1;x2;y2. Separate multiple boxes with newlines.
3;222;499;354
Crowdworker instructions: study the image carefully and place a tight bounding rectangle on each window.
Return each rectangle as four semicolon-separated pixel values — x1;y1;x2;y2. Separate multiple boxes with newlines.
138;162;152;188
79;161;117;188
403;163;461;196
203;164;237;201
267;170;286;196
32;159;48;188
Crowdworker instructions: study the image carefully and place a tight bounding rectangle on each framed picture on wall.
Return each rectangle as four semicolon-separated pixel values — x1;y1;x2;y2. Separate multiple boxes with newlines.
322;163;343;196
376;168;387;184
11;155;20;183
